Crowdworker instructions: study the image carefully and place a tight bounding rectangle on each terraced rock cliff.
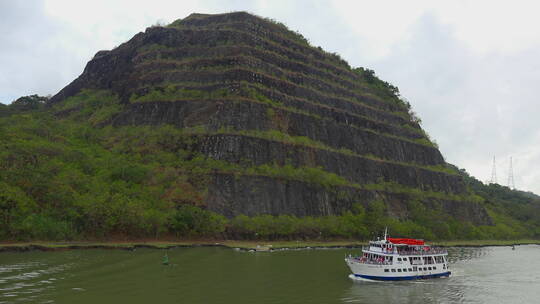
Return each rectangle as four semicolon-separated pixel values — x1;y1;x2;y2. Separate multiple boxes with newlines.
50;12;491;225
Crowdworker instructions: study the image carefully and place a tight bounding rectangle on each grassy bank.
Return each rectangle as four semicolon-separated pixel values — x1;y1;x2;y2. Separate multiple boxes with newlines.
0;240;365;252
1;239;538;252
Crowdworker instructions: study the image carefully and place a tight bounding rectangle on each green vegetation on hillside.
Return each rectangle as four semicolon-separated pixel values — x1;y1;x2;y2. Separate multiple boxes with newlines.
456;166;540;238
1;91;538;242
1;14;537;244
129;82;438;149
0;95;48;117
141;18;408;112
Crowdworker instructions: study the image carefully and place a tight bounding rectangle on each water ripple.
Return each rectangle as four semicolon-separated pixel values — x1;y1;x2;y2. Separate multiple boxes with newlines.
0;245;538;303
0;254;76;304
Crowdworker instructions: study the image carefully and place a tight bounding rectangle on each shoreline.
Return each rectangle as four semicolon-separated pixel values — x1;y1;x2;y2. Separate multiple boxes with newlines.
0;240;366;253
1;239;539;253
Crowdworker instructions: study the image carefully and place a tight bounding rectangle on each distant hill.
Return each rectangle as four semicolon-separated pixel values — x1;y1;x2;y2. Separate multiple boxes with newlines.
454;166;540;237
0;103;7;116
1;12;537;241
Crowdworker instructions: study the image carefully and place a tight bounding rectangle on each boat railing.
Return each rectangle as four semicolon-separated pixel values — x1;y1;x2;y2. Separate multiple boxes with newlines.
363;246;447;256
396;248;447;256
362;246;398;253
351;257;392;265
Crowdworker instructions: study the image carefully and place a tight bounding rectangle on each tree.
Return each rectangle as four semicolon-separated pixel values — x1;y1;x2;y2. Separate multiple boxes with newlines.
0;183;36;238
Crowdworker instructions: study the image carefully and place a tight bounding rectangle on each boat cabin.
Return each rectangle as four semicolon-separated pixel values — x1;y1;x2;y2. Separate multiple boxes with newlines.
345;230;451;280
356;236;448;268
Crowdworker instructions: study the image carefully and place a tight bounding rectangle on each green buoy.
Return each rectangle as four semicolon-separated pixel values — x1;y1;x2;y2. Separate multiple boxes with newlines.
163;253;169;265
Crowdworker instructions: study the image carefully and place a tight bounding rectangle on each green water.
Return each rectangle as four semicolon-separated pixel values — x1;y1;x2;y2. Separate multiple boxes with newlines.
1;245;539;303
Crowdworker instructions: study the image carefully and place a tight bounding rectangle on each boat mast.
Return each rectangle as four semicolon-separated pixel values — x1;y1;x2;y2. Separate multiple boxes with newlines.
383;227;387;241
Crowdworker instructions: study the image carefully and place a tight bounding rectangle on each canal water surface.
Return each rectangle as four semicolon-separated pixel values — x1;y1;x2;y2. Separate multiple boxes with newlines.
1;245;539;303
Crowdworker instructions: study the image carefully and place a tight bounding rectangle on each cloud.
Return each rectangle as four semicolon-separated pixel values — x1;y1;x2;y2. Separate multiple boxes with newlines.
429;0;540;54
339;12;540;193
0;1;67;102
0;0;224;104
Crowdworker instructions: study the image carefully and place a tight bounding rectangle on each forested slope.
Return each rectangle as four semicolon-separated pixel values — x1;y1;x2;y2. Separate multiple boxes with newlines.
1;12;537;241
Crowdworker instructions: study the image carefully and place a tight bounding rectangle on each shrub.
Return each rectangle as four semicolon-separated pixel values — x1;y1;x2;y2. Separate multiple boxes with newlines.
169;205;226;237
18;214;76;241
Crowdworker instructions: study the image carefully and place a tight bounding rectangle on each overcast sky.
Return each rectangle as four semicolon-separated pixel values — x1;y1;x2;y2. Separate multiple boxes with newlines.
2;0;539;194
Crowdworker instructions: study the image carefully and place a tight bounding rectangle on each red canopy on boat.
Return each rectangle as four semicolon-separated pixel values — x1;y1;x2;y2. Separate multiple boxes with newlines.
387;237;425;245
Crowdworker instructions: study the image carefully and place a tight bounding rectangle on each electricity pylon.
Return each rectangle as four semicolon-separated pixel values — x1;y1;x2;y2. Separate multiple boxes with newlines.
489;156;497;184
507;156;515;190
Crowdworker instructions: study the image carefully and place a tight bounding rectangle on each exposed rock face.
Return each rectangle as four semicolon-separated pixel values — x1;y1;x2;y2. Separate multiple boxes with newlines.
207;173;491;225
50;12;491;225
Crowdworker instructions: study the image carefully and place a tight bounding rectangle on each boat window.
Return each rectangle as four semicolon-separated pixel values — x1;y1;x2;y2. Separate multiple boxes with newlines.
391;269;396;272
398;269;402;272
384;269;389;272
413;267;417;271
408;268;412;272
397;258;401;261
424;267;427;271
428;267;432;270
403;269;407;272
433;266;437;270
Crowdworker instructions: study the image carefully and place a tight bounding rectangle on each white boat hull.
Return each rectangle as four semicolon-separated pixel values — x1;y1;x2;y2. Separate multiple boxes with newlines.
346;258;451;281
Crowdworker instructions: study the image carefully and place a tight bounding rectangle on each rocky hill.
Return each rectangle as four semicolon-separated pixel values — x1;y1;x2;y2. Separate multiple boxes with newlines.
7;12;530;241
49;12;488;223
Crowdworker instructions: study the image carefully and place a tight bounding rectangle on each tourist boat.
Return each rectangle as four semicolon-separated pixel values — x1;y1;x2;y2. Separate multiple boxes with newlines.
345;230;451;281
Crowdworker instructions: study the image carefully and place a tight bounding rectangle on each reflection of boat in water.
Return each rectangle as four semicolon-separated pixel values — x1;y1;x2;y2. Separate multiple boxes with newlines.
345;229;451;281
